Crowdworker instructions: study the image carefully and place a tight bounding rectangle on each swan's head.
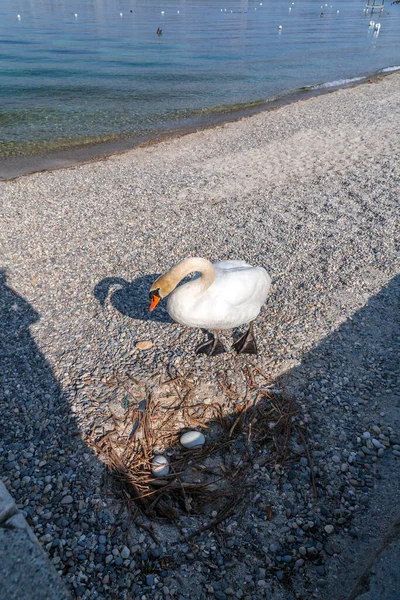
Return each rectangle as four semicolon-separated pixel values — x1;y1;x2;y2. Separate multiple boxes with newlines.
149;273;177;311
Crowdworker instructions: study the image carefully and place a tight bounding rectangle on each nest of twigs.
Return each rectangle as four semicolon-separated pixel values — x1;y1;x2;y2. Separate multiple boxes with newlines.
93;366;300;526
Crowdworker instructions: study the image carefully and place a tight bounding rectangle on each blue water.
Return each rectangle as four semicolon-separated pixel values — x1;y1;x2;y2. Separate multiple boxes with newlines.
1;0;399;158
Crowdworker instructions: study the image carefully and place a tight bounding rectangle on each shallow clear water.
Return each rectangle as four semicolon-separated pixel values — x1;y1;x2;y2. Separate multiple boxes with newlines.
1;0;399;158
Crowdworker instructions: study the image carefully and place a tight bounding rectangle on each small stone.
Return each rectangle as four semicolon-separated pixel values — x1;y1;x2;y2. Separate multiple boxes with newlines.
146;574;155;586
294;559;304;568
372;438;383;449
206;586;214;594
136;341;153;351
121;546;130;559
341;463;349;472
324;525;334;534
362;432;371;439
282;555;292;563
61;495;73;505
372;426;381;435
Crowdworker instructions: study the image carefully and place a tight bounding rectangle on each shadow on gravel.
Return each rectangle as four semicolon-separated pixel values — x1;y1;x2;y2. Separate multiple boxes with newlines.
0;270;103;595
275;273;400;599
278;273;400;415
94;275;172;323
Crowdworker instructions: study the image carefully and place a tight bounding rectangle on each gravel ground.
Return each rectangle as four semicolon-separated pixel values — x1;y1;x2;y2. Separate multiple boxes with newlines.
0;73;399;600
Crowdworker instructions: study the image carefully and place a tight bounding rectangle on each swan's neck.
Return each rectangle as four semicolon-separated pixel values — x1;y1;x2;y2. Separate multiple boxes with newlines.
166;257;215;296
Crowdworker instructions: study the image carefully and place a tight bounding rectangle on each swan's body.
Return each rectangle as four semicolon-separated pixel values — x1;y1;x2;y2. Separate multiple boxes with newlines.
149;257;271;355
167;259;270;329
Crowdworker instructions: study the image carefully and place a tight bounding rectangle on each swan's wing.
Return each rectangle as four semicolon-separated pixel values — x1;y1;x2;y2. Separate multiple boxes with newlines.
213;260;251;271
213;266;271;307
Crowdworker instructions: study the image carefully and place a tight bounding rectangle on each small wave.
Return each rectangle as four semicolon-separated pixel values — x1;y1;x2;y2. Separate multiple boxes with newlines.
381;65;400;73
310;76;364;90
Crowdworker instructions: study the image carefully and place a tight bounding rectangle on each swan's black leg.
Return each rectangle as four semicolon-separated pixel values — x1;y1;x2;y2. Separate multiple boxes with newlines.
196;334;226;356
233;322;258;355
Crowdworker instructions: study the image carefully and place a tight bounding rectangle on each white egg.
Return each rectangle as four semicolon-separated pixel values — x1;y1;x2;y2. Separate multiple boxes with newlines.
151;455;170;477
180;431;206;449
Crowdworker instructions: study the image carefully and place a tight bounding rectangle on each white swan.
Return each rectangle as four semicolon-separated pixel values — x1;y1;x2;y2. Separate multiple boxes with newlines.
149;257;271;356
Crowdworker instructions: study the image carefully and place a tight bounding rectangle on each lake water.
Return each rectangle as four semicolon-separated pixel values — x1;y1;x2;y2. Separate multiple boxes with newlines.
1;0;399;163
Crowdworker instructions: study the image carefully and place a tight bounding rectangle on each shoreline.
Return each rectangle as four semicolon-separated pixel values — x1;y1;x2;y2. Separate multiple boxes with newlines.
1;64;399;181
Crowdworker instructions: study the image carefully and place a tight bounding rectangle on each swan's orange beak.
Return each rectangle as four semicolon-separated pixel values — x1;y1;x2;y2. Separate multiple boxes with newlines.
149;295;160;312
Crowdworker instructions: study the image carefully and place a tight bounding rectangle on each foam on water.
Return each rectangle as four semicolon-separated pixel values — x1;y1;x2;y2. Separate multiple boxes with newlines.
311;76;365;90
381;65;400;73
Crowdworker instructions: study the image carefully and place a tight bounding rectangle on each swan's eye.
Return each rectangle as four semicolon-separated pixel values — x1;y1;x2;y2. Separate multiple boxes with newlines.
149;288;160;301
149;288;161;312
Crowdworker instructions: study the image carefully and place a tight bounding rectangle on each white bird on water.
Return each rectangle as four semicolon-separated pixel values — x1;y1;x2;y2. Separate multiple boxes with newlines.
17;14;21;20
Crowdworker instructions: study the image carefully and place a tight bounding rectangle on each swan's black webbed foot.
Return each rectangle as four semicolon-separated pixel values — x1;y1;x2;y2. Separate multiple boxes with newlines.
196;335;226;356
233;322;258;355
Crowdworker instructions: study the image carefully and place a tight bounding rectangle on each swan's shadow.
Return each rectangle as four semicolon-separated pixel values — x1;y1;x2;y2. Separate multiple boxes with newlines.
94;275;173;323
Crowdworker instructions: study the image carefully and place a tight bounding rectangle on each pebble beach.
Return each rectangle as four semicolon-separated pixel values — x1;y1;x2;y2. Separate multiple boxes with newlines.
1;72;399;600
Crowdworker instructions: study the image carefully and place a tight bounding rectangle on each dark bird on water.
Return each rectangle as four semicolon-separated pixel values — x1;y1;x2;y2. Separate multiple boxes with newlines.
157;27;162;35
